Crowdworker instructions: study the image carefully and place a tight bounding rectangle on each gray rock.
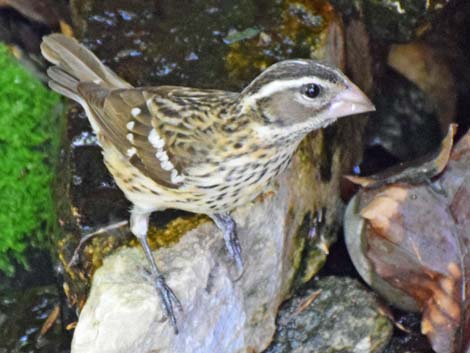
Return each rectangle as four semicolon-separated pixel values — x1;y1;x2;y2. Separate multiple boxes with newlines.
265;277;393;353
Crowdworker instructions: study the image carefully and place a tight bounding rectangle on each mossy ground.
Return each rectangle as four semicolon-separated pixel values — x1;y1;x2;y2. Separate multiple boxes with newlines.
0;44;60;275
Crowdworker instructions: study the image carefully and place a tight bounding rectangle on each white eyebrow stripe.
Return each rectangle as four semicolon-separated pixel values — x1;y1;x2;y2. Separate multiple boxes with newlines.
244;77;331;105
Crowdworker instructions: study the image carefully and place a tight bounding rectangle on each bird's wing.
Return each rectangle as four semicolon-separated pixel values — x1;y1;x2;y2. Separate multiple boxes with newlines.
77;83;237;188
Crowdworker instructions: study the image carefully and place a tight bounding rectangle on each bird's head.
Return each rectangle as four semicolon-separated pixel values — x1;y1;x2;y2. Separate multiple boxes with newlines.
239;59;374;139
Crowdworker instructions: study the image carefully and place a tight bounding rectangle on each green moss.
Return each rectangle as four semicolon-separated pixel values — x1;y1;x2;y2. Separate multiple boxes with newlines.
0;43;60;275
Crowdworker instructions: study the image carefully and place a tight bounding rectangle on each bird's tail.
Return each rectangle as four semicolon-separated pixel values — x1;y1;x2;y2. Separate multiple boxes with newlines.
40;33;132;102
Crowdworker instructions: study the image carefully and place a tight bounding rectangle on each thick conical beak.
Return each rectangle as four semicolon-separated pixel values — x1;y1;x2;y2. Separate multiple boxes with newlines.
328;82;375;118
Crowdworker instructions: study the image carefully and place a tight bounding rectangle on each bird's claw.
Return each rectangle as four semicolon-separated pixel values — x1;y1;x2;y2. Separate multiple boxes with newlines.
154;274;182;334
211;213;245;276
226;233;244;275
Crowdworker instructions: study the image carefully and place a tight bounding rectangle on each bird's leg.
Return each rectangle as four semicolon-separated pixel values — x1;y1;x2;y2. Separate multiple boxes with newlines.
130;209;182;333
210;213;244;273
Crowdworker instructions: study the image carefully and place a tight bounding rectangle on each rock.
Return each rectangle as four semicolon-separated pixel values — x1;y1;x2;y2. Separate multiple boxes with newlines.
331;0;453;42
0;284;69;352
264;276;393;353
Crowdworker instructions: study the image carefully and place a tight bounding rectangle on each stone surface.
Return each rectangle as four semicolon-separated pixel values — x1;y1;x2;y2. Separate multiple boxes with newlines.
265;276;393;353
331;0;453;42
0;284;71;353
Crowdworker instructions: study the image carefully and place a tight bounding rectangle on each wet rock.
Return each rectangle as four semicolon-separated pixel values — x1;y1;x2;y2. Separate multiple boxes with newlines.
265;276;393;353
331;0;453;42
0;284;70;353
222;1;345;88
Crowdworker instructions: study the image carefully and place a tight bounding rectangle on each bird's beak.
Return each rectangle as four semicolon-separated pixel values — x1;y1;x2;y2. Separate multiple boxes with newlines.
328;82;375;118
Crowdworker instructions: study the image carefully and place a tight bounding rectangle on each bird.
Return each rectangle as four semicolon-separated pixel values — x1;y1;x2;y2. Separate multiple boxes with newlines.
40;33;375;333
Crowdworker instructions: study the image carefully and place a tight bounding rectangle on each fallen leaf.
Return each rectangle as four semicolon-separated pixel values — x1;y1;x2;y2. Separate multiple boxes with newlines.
359;128;470;353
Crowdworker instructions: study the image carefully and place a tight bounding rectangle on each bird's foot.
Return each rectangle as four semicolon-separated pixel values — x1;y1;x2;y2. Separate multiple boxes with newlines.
151;273;183;334
225;228;243;274
211;213;244;276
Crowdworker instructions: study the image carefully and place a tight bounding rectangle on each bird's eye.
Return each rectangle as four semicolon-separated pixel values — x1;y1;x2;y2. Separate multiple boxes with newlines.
303;83;321;99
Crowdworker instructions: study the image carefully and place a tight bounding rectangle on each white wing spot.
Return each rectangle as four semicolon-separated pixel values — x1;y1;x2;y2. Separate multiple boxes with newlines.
156;151;169;163
126;133;134;143
171;170;185;184
131;108;141;117
147;127;185;183
126;121;135;130
126;147;137;157
161;160;174;171
148;129;165;149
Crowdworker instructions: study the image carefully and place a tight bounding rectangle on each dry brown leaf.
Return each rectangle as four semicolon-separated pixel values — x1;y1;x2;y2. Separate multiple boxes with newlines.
359;128;470;353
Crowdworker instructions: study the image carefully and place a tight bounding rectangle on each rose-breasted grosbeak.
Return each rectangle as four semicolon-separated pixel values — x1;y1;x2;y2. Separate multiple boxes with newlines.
41;33;374;332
